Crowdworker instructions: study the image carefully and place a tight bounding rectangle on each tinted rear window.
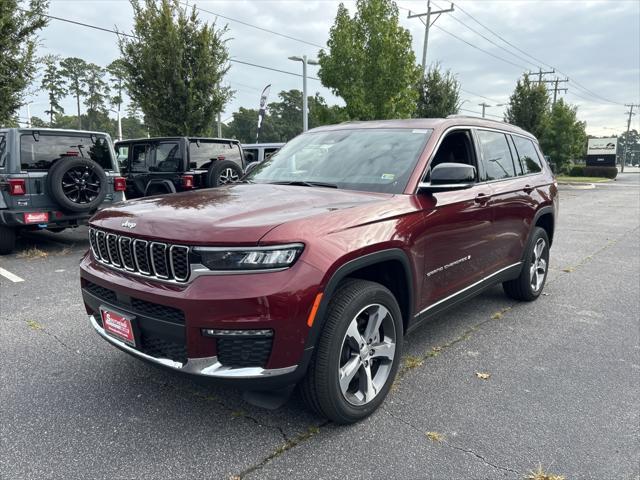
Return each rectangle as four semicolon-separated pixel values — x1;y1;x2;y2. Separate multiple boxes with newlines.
189;141;242;169
512;135;543;174
20;133;114;171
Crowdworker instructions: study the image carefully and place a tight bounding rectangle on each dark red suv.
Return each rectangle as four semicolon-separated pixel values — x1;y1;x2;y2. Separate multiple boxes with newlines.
80;117;558;423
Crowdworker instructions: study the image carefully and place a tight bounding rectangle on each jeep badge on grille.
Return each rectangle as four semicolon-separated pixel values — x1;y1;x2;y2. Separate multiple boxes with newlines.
121;220;136;229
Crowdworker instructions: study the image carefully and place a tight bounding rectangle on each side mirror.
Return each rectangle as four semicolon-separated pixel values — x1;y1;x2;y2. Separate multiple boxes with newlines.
418;163;476;193
244;161;260;175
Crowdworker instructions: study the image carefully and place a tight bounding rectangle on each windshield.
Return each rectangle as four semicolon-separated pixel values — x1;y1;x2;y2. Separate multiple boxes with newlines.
246;128;431;194
20;133;114;171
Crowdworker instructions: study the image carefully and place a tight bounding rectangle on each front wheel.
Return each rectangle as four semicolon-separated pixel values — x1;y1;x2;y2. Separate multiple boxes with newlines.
300;279;403;424
503;227;550;301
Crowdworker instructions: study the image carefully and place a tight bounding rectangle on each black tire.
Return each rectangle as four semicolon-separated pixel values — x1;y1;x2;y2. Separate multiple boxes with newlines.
503;227;550;301
300;279;403;424
205;160;242;187
0;226;16;255
48;157;108;213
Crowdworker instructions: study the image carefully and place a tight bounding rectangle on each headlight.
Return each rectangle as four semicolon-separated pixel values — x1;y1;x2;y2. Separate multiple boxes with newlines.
193;244;304;272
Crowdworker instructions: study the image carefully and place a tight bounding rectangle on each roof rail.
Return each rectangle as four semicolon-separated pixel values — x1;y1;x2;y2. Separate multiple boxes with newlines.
445;114;528;132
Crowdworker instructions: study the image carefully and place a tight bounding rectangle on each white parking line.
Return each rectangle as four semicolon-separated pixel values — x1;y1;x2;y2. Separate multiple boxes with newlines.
0;266;25;283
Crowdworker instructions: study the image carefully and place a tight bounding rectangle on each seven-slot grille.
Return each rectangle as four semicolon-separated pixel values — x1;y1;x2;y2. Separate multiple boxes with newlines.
89;228;191;282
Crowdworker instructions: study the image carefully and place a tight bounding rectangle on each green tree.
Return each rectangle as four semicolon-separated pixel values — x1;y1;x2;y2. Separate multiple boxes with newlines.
227;107;278;143
617;129;639;165
120;115;148;139
309;93;348;128
106;59;127;117
318;0;420;120
415;63;461;118
268;90;303;141
119;0;232;136
504;74;550;139
60;57;89;129
84;63;110;130
540;99;586;173
0;0;48;126
40;54;66;125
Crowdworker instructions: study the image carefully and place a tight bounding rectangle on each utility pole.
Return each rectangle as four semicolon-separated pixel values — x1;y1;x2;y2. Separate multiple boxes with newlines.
528;68;555;84
408;1;454;72
552;78;568;105
288;55;319;132
478;102;506;118
217;112;222;138
623;104;638;173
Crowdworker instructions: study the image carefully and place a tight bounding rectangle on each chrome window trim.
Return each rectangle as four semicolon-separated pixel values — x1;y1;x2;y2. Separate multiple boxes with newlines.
133;239;151;275
118;236;136;272
149;242;170;279
169;245;191;282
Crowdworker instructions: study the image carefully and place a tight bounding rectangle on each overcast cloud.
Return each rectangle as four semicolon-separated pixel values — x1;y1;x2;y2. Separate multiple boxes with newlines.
24;0;640;136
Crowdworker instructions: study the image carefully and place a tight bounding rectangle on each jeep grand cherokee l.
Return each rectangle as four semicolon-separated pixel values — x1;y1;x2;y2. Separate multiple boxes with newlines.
0;128;125;254
80;117;558;424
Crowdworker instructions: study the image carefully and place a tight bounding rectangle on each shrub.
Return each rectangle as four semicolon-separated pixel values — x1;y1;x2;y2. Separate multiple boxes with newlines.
584;166;618;179
568;165;585;176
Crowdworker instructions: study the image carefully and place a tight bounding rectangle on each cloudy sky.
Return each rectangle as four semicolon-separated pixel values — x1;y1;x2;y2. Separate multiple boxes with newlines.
24;0;640;136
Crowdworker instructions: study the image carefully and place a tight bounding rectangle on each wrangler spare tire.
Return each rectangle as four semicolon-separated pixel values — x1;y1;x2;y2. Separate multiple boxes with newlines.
205;160;242;188
48;157;108;213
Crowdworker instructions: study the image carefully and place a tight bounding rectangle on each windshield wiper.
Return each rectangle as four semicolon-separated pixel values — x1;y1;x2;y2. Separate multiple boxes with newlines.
269;180;338;189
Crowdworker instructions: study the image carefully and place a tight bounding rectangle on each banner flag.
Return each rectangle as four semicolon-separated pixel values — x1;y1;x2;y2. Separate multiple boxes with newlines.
256;84;271;142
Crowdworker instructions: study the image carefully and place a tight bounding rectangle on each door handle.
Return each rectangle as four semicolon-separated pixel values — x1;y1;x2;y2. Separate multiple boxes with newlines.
523;184;534;194
474;193;489;204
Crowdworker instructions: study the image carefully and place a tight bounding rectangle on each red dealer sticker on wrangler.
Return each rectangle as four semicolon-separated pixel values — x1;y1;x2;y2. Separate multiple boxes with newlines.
101;308;135;346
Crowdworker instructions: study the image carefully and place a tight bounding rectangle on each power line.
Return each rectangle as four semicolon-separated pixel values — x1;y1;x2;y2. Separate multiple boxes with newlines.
23;9;321;81
451;1;625;106
430;0;539;70
459;88;503;104
182;1;325;50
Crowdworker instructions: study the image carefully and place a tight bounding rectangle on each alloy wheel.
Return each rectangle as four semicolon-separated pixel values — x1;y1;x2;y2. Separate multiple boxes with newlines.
529;237;547;292
218;168;239;184
338;303;397;406
61;166;101;204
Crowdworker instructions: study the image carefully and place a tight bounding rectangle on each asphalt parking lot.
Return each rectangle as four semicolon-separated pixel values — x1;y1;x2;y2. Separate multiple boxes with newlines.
1;173;638;480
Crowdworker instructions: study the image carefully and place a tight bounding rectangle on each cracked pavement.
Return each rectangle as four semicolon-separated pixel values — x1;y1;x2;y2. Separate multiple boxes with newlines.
1;173;638;479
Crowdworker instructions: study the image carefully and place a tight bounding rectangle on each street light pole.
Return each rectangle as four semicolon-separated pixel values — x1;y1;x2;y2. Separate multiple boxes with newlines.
288;55;319;132
26;102;32;128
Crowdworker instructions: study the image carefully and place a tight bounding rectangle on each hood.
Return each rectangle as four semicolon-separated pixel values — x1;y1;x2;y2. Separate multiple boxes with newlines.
90;183;391;244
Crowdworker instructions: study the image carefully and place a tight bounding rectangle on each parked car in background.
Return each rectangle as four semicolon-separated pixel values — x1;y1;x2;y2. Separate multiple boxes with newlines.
115;137;245;199
81;117;558;423
0;128;125;254
242;142;285;165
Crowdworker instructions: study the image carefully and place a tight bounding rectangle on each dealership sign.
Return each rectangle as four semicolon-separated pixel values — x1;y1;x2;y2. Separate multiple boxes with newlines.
587;137;617;156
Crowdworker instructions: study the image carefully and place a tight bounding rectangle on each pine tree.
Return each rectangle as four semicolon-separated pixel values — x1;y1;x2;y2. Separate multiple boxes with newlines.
40;54;66;125
504;74;550;139
84;63;110;130
60;57;89;129
415;63;461;118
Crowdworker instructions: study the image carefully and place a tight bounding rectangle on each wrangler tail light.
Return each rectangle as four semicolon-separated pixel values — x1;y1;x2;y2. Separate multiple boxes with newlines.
114;177;126;192
181;175;194;189
8;179;26;196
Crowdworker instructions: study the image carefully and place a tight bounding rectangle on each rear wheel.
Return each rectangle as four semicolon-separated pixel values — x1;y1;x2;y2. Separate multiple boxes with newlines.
0;226;17;255
300;279;403;424
205;160;242;188
503;227;550;301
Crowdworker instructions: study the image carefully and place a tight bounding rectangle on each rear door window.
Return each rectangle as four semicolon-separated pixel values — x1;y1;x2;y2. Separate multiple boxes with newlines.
243;148;259;164
20;133;114;171
151;142;181;172
476;130;516;181
512;135;543;174
0;133;6;167
130;143;150;172
264;148;280;160
189;141;243;169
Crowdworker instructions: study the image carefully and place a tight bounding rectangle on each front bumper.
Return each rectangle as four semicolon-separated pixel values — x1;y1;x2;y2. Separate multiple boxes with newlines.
89;314;297;379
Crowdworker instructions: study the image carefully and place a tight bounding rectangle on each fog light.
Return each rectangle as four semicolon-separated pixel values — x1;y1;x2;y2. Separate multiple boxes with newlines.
201;328;273;338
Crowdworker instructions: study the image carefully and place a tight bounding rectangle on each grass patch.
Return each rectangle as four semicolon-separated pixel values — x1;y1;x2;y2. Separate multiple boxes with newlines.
403;355;424;370
556;175;610;183
525;465;565;480
562;267;574;273
475;372;491;380
17;247;48;259
26;320;43;330
425;431;444;442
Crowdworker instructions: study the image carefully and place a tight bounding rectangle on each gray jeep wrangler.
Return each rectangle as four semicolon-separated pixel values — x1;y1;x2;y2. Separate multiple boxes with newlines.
0;128;125;254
